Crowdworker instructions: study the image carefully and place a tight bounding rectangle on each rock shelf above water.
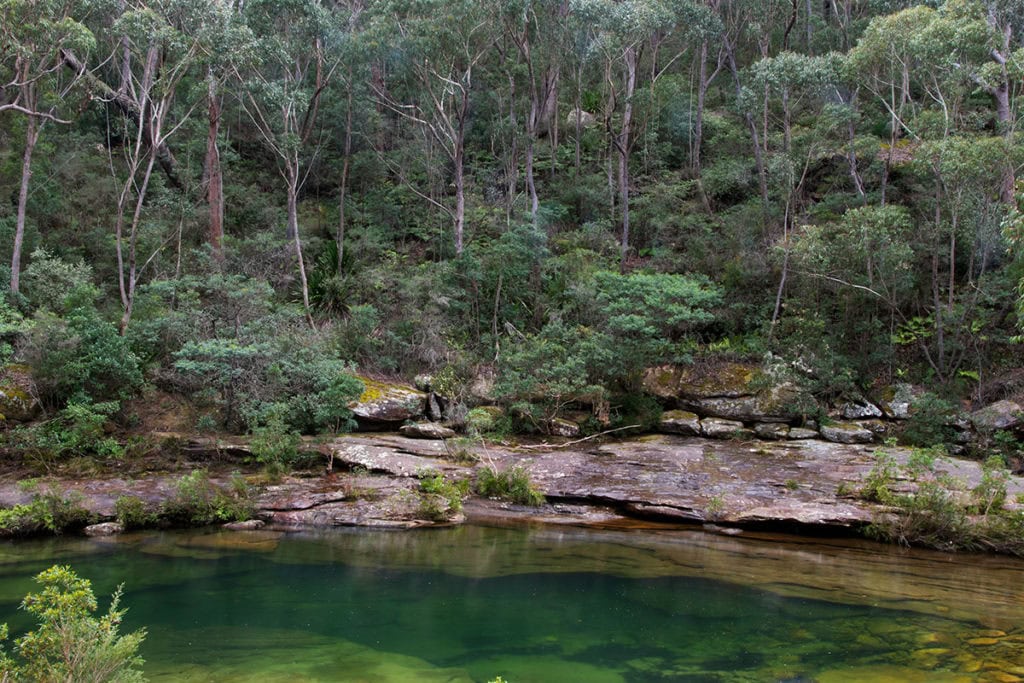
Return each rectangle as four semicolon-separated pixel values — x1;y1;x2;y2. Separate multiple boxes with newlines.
6;432;1019;541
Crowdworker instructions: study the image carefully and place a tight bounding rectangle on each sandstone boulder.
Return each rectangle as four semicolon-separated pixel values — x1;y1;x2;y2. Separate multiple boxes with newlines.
820;421;875;445
548;417;581;438
841;400;883;420
643;362;814;423
0;365;39;423
754;423;790;440
658;410;701;436
350;377;427;426
877;383;921;420
701;418;752;440
400;422;457;440
971;400;1023;432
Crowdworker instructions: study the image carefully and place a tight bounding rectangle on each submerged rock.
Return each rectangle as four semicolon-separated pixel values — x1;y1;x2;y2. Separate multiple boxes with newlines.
223;519;265;531
84;522;123;536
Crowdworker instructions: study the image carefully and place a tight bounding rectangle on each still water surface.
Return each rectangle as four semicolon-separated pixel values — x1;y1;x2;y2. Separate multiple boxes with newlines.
0;524;1022;682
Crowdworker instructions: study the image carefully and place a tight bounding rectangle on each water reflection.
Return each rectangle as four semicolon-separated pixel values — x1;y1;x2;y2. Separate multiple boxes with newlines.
0;525;1021;682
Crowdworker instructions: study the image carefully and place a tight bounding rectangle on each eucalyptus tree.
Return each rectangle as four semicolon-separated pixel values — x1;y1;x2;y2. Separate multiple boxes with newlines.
106;1;223;334
326;0;369;274
502;0;568;225
838;0;1018;382
0;0;95;295
234;0;346;327
573;0;714;269
369;0;500;256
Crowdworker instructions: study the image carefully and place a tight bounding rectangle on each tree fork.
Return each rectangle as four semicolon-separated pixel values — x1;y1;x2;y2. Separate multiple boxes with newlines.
61;49;185;192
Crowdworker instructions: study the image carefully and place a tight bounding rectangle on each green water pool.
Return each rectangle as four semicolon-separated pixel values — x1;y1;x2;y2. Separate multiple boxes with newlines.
0;524;1021;682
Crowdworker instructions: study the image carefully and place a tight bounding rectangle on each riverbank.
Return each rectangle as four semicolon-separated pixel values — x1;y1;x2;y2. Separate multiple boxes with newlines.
2;432;1022;552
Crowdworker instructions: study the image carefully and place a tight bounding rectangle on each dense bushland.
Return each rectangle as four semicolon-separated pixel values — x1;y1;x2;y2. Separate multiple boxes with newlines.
0;0;1023;453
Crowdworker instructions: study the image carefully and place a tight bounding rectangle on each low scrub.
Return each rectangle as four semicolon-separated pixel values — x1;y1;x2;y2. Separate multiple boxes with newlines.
860;447;1024;555
0;482;92;536
160;470;255;526
417;471;471;521
476;465;545;506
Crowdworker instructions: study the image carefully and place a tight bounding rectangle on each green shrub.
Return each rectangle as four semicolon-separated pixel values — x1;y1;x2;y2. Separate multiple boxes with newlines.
114;496;154;530
0;485;92;536
465;408;511;437
972;455;1010;516
0;564;145;683
476;465;545;506
21;248;94;314
173;332;362;435
18;286;143;408
417;472;470;521
249;405;302;468
160;470;254;526
859;449;899;503
901;393;960;447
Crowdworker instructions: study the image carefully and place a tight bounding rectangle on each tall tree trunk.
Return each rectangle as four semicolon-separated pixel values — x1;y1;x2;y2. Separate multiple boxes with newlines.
454;145;465;255
526;79;540;224
724;36;768;207
206;72;224;262
120;149;158;335
693;41;708;174
617;46;637;272
338;80;354;273
287;165;315;329
11;113;40;296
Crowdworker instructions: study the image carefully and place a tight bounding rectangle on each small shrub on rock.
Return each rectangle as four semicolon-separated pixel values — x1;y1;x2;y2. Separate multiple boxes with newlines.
476;465;545;506
161;470;254;526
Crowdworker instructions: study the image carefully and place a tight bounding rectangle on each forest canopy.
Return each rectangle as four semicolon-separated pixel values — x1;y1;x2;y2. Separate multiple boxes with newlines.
2;0;1024;436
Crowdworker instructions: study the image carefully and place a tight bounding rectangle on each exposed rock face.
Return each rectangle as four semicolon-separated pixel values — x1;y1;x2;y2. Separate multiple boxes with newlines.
400;422;456;440
565;108;597;128
350;377;427;426
3;433;1024;540
701;418;751;440
841;401;883;420
0;365;39;423
467;366;497;404
878;383;921;420
84;522;123;536
820;421;876;444
971;400;1023;432
658;410;701;436
754;423;790;440
642;362;813;423
548;418;581;438
787;427;819;440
